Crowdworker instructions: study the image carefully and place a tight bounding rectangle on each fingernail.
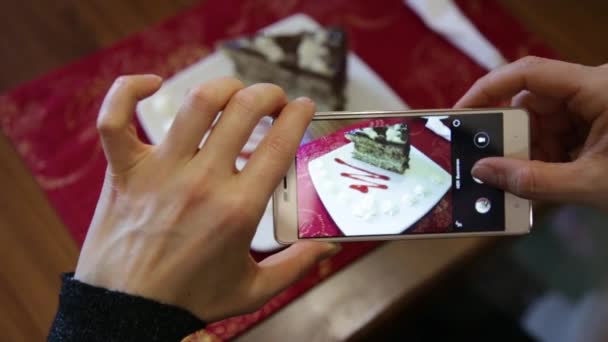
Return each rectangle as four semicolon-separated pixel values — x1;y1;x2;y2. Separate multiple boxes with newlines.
145;74;163;82
471;163;498;185
326;243;342;257
295;96;313;103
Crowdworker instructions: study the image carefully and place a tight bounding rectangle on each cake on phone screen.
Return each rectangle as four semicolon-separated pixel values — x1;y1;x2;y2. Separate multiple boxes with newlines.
345;123;411;174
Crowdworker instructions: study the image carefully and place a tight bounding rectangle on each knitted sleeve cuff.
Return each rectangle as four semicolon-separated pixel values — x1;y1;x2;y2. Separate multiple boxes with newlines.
48;273;205;342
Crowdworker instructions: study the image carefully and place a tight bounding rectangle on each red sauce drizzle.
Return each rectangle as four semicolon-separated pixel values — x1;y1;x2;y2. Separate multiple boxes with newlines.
334;158;390;193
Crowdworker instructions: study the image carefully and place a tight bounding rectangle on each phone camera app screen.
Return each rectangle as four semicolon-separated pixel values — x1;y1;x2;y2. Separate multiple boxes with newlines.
295;114;504;238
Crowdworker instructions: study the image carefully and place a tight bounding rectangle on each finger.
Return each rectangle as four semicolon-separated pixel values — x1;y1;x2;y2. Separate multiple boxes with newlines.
253;241;340;300
160;77;244;161
511;90;564;116
241;97;315;198
455;56;588;108
513;90;574;144
471;157;588;202
198;83;288;167
98;74;162;172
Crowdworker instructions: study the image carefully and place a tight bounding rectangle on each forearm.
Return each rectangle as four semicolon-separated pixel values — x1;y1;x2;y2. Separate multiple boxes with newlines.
48;273;205;342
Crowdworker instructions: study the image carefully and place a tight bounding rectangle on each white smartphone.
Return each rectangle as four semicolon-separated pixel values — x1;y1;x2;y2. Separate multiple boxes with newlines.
273;108;531;243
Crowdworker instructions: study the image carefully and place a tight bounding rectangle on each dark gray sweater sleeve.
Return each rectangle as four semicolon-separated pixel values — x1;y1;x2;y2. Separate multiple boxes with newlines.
48;273;205;342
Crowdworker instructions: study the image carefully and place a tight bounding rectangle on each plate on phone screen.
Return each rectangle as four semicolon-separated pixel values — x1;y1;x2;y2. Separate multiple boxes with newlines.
137;14;409;251
308;142;451;236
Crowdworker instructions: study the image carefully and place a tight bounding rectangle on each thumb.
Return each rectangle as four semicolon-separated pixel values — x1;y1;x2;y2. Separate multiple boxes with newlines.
253;241;340;300
471;157;586;202
98;74;162;172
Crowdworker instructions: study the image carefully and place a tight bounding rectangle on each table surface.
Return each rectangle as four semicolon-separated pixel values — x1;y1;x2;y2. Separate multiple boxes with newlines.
1;1;607;341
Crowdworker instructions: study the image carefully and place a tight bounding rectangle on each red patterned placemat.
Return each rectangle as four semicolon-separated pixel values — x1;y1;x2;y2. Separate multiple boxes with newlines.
0;0;554;340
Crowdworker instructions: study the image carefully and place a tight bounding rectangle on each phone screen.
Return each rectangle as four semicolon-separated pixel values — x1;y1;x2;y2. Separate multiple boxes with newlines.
295;113;505;238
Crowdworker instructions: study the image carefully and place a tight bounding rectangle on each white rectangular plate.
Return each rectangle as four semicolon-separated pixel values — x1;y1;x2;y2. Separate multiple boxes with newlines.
308;142;451;236
136;14;408;144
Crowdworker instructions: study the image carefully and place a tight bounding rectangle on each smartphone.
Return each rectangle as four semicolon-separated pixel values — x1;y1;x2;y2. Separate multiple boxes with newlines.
273;108;531;243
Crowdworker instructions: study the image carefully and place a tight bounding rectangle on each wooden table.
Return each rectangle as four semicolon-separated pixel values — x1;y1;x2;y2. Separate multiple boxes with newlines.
1;1;607;341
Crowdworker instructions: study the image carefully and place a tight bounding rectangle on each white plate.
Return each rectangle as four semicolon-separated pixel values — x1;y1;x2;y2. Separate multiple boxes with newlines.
137;14;409;251
308;142;451;236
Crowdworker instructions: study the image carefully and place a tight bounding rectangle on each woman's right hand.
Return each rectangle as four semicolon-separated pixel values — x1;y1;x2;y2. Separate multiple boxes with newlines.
74;76;339;323
455;56;608;211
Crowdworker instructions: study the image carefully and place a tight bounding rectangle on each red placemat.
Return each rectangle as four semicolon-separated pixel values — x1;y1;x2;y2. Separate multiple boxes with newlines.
0;0;555;340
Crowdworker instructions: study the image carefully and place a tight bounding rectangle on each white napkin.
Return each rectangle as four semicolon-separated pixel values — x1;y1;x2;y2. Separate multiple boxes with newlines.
405;0;507;70
424;116;451;141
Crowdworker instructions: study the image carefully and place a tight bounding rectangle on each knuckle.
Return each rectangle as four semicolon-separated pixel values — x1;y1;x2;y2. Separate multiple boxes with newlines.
96;114;121;135
513;161;540;196
231;88;259;112
572;161;597;195
471;69;498;93
221;76;245;89
261;134;291;157
248;83;287;103
229;84;287;116
179;179;210;204
219;194;257;226
472;75;490;91
253;83;286;98
515;55;546;69
177;168;215;202
271;85;288;104
187;84;220;109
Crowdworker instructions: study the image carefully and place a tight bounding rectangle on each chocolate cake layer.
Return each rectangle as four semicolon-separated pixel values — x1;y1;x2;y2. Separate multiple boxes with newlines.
345;123;411;174
221;28;347;111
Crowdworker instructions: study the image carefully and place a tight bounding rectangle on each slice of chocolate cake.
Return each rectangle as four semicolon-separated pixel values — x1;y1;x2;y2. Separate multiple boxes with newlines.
220;28;347;111
345;123;411;174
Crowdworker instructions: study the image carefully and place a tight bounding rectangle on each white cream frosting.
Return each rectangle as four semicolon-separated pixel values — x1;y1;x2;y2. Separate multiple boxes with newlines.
353;195;377;220
313;30;329;44
414;184;426;197
386;124;406;144
297;33;332;76
401;193;418;206
253;36;285;62
380;200;400;216
361;127;379;139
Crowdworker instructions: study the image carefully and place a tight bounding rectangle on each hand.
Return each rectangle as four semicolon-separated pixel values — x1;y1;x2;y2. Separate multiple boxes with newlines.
456;56;608;211
74;75;339;322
